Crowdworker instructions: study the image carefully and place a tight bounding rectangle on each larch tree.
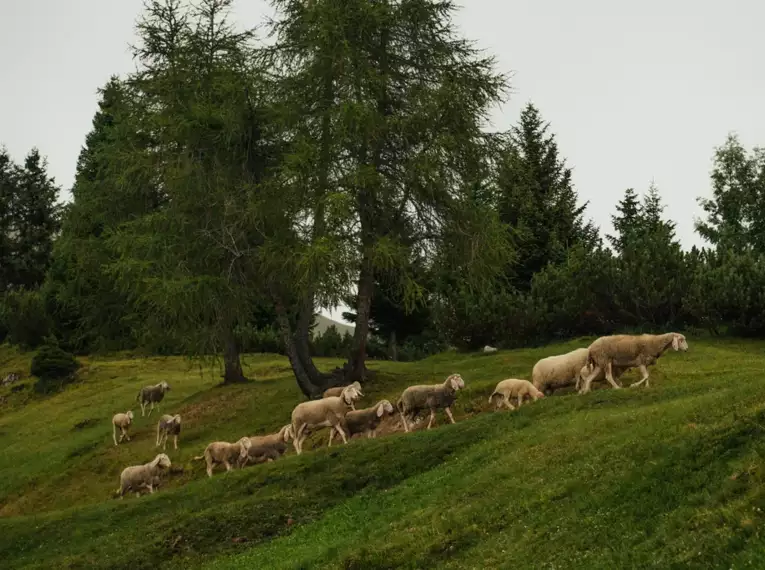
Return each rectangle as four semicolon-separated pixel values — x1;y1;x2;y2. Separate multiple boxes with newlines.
269;0;511;387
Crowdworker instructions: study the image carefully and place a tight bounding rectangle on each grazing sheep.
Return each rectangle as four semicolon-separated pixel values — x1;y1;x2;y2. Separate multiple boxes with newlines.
489;378;545;410
397;373;465;433
136;381;171;416
291;383;362;454
531;348;591;395
579;333;688;394
112;411;134;446
116;453;172;498
239;425;293;467
327;399;395;446
193;437;252;477
482;345;498;354
156;414;182;451
322;381;363;410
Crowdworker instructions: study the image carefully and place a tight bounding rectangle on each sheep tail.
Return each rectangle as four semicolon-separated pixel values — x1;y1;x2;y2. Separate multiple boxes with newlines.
192;454;205;462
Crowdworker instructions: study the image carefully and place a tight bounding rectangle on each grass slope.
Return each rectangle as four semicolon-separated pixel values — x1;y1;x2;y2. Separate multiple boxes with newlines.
2;338;765;569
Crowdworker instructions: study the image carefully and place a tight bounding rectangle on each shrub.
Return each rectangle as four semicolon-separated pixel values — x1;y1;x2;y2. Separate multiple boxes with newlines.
31;345;80;394
0;289;52;349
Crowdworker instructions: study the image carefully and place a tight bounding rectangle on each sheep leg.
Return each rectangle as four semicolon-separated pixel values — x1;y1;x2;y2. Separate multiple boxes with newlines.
335;424;349;444
603;361;622;390
148;401;155;416
206;461;214;477
173;435;178;450
445;407;455;424
140;401;146;417
293;424;306;454
224;460;232;472
517;394;524;408
124;428;130;442
631;365;651;388
113;425;118;446
328;428;335;447
400;410;410;433
427;409;436;429
580;366;601;394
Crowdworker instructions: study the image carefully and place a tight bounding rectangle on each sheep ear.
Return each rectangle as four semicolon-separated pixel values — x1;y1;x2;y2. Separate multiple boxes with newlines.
377;403;384;417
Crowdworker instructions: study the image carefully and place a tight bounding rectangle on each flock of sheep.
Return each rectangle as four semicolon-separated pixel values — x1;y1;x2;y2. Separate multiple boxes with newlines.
109;332;688;498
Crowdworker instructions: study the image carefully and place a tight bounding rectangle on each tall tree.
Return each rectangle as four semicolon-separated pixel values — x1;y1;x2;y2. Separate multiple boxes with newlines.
270;0;511;386
110;0;280;383
45;77;158;352
696;133;765;253
496;103;597;290
0;147;61;291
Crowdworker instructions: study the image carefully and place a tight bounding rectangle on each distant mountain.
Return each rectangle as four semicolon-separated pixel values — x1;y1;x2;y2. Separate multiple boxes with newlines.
313;314;355;338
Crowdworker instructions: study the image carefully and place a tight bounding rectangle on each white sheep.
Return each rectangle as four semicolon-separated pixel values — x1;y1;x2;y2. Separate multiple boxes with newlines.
112;411;134;446
136;381;171;416
322;381;364;411
579;332;688;394
239;425;294;467
327;399;395;446
291;383;362;455
156;414;182;451
531;348;591;395
397;373;465;433
193;437;252;477
116;453;172;498
489;378;545;410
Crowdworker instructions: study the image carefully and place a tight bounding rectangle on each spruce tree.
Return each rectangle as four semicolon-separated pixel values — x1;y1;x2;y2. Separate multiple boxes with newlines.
496;103;597;290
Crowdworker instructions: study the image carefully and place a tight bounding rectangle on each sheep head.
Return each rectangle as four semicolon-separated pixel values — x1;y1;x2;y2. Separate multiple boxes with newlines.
172;414;182;426
279;424;294;442
446;374;465;391
237;437;253;459
376;400;394;417
671;333;688;352
160;381;171;392
341;384;363;405
126;410;134;421
152;453;172;469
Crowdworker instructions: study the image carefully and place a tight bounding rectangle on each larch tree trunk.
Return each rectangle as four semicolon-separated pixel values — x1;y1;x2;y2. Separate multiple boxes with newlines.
221;328;248;384
276;302;321;399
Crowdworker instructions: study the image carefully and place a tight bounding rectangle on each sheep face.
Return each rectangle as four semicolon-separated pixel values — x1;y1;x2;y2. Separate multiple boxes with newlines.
280;424;294;442
447;374;465;391
671;333;688;352
237;437;252;459
126;411;134;421
154;453;172;469
161;381;171;392
341;384;363;405
377;400;394;417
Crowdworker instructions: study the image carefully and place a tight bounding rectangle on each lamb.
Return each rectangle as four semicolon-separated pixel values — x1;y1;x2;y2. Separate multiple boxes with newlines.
579;332;688;394
291;383;363;454
322;381;363;410
397;373;465;433
193;437;252;477
112;410;134;446
116;453;172;498
489;378;545;410
327;399;395;446
136;381;171;416
238;424;293;467
156;414;182;451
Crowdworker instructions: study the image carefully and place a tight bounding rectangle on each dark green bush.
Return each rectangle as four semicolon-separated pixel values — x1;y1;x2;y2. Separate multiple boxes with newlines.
0;289;52;349
31;345;80;394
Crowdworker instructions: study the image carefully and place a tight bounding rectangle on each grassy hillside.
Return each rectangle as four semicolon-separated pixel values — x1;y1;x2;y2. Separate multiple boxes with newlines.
2;338;765;569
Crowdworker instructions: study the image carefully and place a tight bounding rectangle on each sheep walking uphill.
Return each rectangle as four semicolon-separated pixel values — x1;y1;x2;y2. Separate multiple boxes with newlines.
489;379;545;410
116;453;171;498
397;373;465;432
193;437;252;477
579;332;688;394
156;414;182;451
322;382;363;410
239;425;294;467
327;399;395;446
291;383;363;455
112;411;134;446
136;381;171;417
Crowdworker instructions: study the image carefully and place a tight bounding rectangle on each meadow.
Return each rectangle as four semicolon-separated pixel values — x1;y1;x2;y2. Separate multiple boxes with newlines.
2;337;765;569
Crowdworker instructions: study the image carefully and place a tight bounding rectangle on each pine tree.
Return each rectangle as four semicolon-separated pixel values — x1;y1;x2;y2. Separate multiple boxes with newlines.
496;103;597;290
608;187;641;254
0;148;17;291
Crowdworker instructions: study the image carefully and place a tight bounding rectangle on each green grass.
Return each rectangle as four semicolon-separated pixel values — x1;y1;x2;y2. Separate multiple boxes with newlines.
2;337;765;569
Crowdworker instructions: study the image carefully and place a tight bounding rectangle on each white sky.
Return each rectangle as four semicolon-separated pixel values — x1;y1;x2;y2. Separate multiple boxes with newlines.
3;0;765;322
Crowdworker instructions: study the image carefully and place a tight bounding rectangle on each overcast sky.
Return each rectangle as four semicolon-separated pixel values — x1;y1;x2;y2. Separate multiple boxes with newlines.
2;0;765;322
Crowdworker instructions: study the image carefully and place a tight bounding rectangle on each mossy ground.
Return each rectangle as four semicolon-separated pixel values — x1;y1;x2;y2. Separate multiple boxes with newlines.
1;338;765;569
